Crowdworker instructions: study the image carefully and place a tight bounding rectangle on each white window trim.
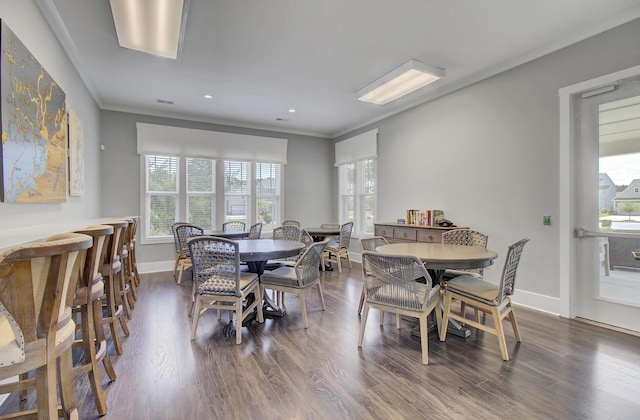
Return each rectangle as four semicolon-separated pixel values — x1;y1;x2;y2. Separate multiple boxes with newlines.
140;156;283;244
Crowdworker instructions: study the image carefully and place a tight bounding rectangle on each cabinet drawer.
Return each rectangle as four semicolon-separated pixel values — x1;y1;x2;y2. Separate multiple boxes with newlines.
417;230;442;243
375;226;394;238
393;228;417;241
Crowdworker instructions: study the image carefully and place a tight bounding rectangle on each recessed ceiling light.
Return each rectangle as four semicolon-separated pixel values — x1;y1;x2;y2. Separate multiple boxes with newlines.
288;108;296;113
204;94;213;99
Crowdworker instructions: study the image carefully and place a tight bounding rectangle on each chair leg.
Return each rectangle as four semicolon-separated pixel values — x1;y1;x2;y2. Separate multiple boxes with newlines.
396;314;401;329
440;292;452;341
177;261;186;285
191;296;202;340
255;287;265;324
317;282;326;310
336;254;343;273
299;290;308;329
357;304;370;347
492;308;510;361
173;254;180;277
35;358;57;419
58;349;79;420
235;297;243;344
507;303;522;342
419;314;429;365
92;299;116;381
78;300;108;415
357;285;365;315
345;252;352;269
321;255;326;271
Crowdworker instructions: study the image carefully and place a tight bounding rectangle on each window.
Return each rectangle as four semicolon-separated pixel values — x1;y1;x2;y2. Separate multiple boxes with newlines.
256;162;281;234
145;155;178;239
142;155;281;242
224;161;249;225
339;158;375;236
186;158;215;229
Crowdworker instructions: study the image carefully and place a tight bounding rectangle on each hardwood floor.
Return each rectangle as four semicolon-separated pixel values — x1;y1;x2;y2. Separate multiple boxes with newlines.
3;263;640;419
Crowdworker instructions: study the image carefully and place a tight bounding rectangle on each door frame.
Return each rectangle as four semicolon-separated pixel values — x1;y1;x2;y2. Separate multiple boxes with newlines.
559;64;640;319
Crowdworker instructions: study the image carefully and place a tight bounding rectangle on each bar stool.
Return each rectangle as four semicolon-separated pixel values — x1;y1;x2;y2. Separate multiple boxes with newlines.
101;220;130;354
110;218;134;319
72;224;117;416
116;217;138;306
0;233;92;419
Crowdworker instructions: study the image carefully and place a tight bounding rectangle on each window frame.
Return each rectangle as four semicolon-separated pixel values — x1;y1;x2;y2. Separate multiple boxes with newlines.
141;155;283;244
338;158;376;237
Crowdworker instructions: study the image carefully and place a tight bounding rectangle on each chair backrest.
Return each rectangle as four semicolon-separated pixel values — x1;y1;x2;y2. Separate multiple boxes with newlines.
102;220;128;274
273;225;302;241
172;222;188;254
175;224;204;258
300;229;314;246
73;225;114;302
494;238;529;304
361;251;435;311
0;233;92;365
360;236;389;252
283;220;301;227
249;223;263;239
338;222;354;249
442;229;489;275
294;240;329;286
222;221;246;232
188;236;242;297
442;229;488;248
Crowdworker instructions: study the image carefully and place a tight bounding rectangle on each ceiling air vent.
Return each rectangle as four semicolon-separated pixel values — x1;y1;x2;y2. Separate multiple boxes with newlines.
156;99;174;105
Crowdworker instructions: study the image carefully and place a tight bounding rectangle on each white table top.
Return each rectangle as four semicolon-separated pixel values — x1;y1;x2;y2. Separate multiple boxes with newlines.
375;242;498;270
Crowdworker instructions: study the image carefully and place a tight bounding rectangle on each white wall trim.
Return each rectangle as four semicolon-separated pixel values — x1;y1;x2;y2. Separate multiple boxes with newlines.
558;64;640;319
138;260;175;274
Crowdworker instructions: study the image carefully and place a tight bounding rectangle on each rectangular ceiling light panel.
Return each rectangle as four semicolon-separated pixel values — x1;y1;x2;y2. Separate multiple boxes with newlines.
110;0;187;60
356;60;445;105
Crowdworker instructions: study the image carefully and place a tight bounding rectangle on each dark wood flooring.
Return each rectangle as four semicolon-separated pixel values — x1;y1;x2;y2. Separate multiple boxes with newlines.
3;263;640;419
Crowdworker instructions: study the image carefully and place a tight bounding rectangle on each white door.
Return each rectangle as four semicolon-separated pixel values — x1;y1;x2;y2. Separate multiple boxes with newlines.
574;75;640;333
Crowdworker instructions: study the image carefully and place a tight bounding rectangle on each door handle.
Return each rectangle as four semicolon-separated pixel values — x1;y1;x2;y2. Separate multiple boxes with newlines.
575;227;640;239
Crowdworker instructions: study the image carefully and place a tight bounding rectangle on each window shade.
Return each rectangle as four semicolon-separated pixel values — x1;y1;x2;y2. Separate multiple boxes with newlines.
137;123;288;163
334;128;378;167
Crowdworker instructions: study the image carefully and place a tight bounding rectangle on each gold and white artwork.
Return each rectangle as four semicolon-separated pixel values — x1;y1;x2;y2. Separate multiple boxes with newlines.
68;110;84;196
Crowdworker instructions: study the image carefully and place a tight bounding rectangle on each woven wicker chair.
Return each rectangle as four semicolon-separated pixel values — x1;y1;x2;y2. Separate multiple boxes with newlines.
188;236;263;344
282;220;301;227
440;238;529;361
321;222;353;273
441;229;489;277
175;223;204;285
222;221;246;232
358;236;390;317
359;251;441;365
172;222;188;277
248;222;263;239
0;232;92;419
259;240;329;328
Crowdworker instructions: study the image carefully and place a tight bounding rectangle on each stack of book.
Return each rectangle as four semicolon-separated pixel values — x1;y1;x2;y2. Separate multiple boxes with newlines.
405;209;445;226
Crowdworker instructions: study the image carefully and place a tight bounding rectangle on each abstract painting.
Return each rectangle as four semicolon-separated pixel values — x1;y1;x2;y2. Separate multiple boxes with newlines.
68;110;84;196
1;20;67;203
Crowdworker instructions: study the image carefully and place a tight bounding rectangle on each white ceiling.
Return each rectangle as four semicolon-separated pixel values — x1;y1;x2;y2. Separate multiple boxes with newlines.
37;0;640;138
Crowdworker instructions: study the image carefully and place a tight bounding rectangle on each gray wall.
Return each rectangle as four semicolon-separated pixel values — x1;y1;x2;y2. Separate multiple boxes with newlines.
100;111;334;265
0;1;102;232
338;18;640;309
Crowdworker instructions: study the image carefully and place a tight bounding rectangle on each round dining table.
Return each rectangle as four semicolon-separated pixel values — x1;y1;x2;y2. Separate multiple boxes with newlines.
204;229;250;239
305;226;340;240
375;242;498;338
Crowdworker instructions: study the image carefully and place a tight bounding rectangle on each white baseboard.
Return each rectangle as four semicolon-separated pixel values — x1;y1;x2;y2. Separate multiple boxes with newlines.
138;260;174;274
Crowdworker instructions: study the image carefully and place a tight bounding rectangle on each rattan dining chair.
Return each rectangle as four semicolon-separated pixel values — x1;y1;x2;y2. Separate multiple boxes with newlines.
248;222;263;239
440;238;529;361
282;220;301;227
358;236;399;326
175;223;204;285
222;221;246;232
259;240;329;328
321;222;353;273
359;251;441;365
172;222;188;277
188;236;263;344
441;229;489;278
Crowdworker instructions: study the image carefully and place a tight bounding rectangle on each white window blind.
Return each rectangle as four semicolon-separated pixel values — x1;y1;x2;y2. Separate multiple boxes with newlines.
224;161;249;225
186;158;215;229
145;155;179;238
335;128;378;166
256;162;281;234
137;123;288;163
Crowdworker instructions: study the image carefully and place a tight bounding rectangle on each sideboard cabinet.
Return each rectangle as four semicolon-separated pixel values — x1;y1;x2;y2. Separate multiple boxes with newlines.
373;222;468;244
